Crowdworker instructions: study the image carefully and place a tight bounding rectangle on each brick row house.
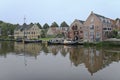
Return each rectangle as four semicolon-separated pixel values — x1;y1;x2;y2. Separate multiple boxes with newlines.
84;11;114;42
14;23;41;40
68;11;120;42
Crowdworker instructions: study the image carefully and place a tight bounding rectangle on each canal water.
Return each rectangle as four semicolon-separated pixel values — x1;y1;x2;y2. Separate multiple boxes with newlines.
0;41;120;80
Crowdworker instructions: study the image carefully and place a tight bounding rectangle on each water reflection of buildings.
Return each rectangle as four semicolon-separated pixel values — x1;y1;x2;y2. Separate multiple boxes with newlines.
0;42;120;75
83;47;103;75
69;46;120;75
14;42;42;58
45;45;120;75
47;45;69;57
69;46;84;66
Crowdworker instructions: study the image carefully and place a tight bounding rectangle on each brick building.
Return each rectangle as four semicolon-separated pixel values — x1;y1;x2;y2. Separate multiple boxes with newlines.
68;19;84;41
84;11;113;42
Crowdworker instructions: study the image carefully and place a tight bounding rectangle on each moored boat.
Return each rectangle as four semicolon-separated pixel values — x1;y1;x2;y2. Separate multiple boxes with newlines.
47;38;79;45
16;38;23;42
61;40;78;45
24;39;42;43
47;38;64;45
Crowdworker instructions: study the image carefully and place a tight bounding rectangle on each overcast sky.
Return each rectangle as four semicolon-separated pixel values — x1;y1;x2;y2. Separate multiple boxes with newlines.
0;0;120;25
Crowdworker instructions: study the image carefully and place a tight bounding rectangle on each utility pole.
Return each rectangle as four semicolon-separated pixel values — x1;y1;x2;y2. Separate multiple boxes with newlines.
23;16;26;43
24;16;26;24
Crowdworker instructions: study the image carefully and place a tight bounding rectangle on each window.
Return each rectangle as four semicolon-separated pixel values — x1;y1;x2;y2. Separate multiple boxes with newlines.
72;25;77;30
74;31;78;35
108;28;111;30
105;31;109;37
80;31;83;33
74;26;77;30
96;32;100;38
90;32;94;40
103;28;107;30
90;25;94;29
90;32;94;36
91;17;94;23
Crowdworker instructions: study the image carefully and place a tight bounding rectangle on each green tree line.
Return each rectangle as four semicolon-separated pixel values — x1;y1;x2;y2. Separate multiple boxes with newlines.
0;20;69;39
0;21;17;38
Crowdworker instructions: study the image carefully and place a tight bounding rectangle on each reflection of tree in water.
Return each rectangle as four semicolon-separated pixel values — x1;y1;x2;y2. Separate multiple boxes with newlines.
60;46;68;57
14;42;42;58
46;45;68;57
15;43;120;74
69;46;84;66
41;43;49;55
51;45;61;56
0;42;14;57
68;46;120;75
103;50;120;67
1;42;120;75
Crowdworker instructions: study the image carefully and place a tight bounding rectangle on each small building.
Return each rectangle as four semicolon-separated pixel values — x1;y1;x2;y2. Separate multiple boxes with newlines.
47;27;60;37
84;11;113;42
14;23;41;40
68;19;84;41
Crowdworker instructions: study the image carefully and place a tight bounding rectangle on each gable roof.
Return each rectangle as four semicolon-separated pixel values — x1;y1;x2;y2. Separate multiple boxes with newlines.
94;13;106;19
92;12;113;24
15;23;39;31
15;23;29;31
78;20;85;24
73;19;85;24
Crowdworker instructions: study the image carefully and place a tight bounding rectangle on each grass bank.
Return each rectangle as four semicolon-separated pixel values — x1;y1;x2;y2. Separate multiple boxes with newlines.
39;38;53;41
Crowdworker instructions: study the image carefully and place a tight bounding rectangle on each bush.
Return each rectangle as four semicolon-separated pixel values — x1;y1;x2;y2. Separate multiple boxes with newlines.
117;35;120;39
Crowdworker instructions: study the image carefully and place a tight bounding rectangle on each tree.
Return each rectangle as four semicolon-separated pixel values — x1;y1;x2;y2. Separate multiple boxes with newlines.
111;30;118;38
41;29;46;38
29;22;34;26
0;22;17;38
37;23;42;29
60;21;69;27
51;22;59;27
0;21;3;24
115;18;120;21
43;23;49;29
